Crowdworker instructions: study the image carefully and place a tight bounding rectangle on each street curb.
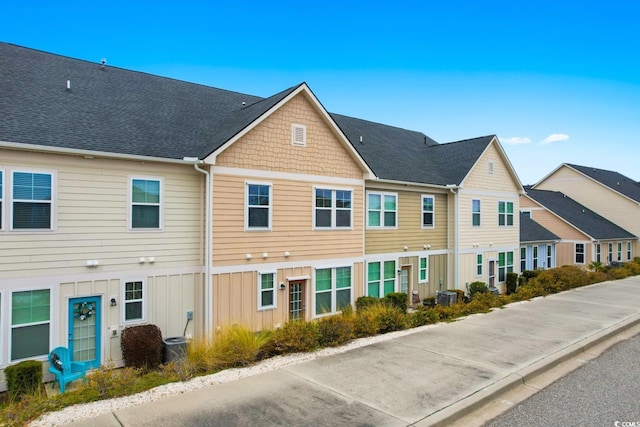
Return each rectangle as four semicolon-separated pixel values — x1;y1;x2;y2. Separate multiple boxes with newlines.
418;313;640;427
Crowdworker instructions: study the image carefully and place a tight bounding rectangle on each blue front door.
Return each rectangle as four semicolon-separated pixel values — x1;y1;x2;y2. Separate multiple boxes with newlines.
68;296;101;369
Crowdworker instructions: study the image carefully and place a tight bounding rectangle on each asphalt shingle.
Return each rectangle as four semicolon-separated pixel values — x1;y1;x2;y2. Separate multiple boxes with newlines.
520;212;560;243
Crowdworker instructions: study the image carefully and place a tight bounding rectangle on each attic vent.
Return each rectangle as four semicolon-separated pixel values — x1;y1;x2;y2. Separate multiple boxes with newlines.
488;161;495;175
292;124;306;147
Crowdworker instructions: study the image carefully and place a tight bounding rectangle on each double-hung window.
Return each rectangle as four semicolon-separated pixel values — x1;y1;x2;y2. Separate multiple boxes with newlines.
498;201;514;226
472;199;481;227
124;281;144;322
367;192;397;228
314;188;352;229
617;242;622;262
498;252;513;282
421;195;435;228
258;272;276;310
477;253;483;276
12;171;53;230
131;178;161;229
520;247;526;272
419;257;429;282
608;243;613;263
533;246;538;269
575;243;585;264
246;182;271;230
596;244;601;263
315;267;352;316
627;242;632;261
11;289;50;360
367;260;396;298
547;245;553;268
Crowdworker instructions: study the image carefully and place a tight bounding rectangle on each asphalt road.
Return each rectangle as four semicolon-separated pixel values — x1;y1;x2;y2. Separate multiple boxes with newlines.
487;332;640;427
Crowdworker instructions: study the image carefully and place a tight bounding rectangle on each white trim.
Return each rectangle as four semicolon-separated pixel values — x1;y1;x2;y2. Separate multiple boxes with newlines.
312;265;353;318
8;287;53;363
9;169;56;232
497;200;514;227
257;271;277;311
128;176;163;231
122;279;146;324
291;123;307;147
286;275;311;282
471;198;481;227
476;253;483;277
365;259;397;298
245;181;273;231
312;186;354;230
418;256;429;283
212;256;365;275
421;194;435;229
212;165;365;187
459;245;517;255
575;243;586;264
366;191;398;229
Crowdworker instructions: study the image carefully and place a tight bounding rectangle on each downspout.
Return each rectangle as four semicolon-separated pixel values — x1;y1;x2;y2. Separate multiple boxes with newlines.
447;185;459;289
184;157;212;339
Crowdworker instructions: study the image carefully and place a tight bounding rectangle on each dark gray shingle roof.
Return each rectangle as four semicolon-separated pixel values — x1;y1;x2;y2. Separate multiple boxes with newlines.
524;187;637;240
566;164;640;203
520;212;560;243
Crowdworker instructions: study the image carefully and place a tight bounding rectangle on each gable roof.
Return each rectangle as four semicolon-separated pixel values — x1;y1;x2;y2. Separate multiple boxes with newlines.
564;164;640;204
519;212;560;243
524;187;637;240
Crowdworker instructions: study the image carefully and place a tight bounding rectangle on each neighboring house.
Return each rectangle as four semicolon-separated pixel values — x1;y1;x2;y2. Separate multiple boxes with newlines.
521;187;636;268
534;164;640;255
519;212;559;271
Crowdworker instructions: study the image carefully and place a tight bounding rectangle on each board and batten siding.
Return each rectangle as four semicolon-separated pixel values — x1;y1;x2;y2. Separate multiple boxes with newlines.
0;149;204;279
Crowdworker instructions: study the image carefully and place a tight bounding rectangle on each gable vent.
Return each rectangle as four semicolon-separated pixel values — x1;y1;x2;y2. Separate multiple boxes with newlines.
292;124;306;147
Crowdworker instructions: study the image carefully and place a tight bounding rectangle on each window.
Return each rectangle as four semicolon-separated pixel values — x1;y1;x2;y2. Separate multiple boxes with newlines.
124;281;144;322
419;257;429;282
498;201;514;226
533;246;538;269
627;242;632;261
617;242;622;262
131;178;161;229
520;247;526;272
367;192;397;228
421;195;435;228
11;289;50;360
477;254;483;276
314;188;352;229
547;245;553;269
291;124;306;147
608;243;613;263
521;210;531;218
246;182;271;230
367;260;396;298
575;243;585;264
596;244;601;263
12;171;53;229
258;273;276;310
315;267;351;316
498;251;513;282
472;199;481;227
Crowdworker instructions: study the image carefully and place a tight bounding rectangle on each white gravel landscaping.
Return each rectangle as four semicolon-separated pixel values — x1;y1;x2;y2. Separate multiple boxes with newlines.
30;322;444;426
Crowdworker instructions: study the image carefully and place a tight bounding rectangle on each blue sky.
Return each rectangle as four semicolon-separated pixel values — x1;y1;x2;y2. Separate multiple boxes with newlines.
2;0;639;184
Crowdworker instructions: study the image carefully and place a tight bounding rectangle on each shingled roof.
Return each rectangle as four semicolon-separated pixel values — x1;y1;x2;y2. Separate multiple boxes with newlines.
565;164;640;203
524;187;637;240
519;212;560;243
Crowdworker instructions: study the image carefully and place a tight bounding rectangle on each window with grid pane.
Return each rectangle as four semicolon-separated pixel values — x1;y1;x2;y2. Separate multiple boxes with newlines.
422;195;434;228
12;171;52;229
498;251;513;282
11;289;50;360
575;244;585;264
258;273;275;309
367;192;396;228
627;242;632;260
419;257;429;282
547;245;553;268
131;178;160;229
124;281;144;321
617;242;622;261
315;188;351;228
315;267;352;316
498;201;514;227
477;253;483;276
472;199;481;227
247;183;271;229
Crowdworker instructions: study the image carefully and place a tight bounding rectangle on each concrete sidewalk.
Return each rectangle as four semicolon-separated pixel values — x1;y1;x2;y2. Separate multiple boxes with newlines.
68;277;640;426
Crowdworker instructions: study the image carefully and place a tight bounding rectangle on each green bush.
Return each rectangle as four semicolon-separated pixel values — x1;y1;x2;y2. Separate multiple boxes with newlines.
422;296;436;307
355;296;379;311
317;315;353;347
5;360;42;401
522;270;540;280
410;306;440;327
120;324;164;370
270;321;319;355
506;272;518;295
383;292;408;313
531;265;591;294
518;275;527;287
468;281;489;299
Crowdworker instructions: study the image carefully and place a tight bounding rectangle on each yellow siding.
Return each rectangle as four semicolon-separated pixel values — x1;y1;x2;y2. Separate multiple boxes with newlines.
458;193;519;248
463;142;520;193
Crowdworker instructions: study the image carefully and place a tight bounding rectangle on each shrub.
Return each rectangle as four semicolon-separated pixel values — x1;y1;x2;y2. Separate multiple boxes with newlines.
5;360;42;401
352;308;381;338
468;281;489;299
383;292;409;313
355;296;379;311
588;271;610;284
270;321;319;355
522;270;540;280
506;272;518;295
213;327;273;368
84;361;140;398
531;265;591;294
467;292;504;313
409;306;440;327
317;315;353;347
518;275;527;288
120;324;164;371
422;296;436;307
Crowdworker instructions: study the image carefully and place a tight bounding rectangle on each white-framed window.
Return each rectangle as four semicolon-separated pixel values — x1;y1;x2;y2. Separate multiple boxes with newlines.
627;242;632;261
520;247;526;272
258;272;276;310
12;171;53;230
477;253;483;276
421;195;435;228
11;289;51;361
617;242;622;261
314;266;352;316
547;245;553;268
533;246;538;269
596;244;601;263
367;260;396;297
246;182;272;230
521;210;531;218
498;251;513;282
419;257;429;283
314;188;352;229
472;199;481;227
575;243;585;264
608;243;613;263
291;123;306;147
498;201;514;227
367;192;397;228
123;280;145;323
130;177;161;229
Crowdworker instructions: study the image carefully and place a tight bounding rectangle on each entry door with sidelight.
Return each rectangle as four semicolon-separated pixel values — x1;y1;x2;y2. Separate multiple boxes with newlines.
68;296;101;369
289;280;306;321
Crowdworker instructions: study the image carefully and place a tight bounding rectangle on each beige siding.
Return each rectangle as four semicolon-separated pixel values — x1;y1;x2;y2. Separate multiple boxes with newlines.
458;193;519;248
397;254;448;302
462;142;521;193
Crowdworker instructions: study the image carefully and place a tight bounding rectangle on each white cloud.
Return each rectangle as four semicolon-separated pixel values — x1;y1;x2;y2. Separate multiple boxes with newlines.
501;137;532;145
541;133;570;144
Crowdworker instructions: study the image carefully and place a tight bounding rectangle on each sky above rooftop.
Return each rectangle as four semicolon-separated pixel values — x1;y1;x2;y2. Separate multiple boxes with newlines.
2;0;639;185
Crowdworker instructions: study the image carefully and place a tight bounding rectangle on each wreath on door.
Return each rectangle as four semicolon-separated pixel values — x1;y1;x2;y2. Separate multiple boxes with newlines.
74;301;95;320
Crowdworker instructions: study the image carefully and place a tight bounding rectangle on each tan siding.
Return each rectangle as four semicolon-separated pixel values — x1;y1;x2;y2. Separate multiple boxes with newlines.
216;92;364;179
463;142;520;193
458;193;519;248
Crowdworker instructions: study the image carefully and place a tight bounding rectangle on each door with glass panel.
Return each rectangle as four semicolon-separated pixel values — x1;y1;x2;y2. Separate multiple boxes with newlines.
68;296;101;369
400;265;412;305
289;280;306;321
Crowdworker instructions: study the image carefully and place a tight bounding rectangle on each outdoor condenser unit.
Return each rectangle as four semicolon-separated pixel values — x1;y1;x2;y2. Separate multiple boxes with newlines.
436;290;457;307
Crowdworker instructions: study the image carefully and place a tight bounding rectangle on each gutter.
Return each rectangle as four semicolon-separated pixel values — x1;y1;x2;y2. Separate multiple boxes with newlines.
372;177;461;191
447;184;459;289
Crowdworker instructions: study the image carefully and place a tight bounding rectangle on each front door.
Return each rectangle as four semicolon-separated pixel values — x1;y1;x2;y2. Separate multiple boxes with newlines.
289;280;305;321
68;296;101;369
488;261;496;288
400;265;412;304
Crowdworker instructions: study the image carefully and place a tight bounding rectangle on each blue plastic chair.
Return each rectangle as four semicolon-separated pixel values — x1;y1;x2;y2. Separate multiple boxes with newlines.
48;346;88;393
